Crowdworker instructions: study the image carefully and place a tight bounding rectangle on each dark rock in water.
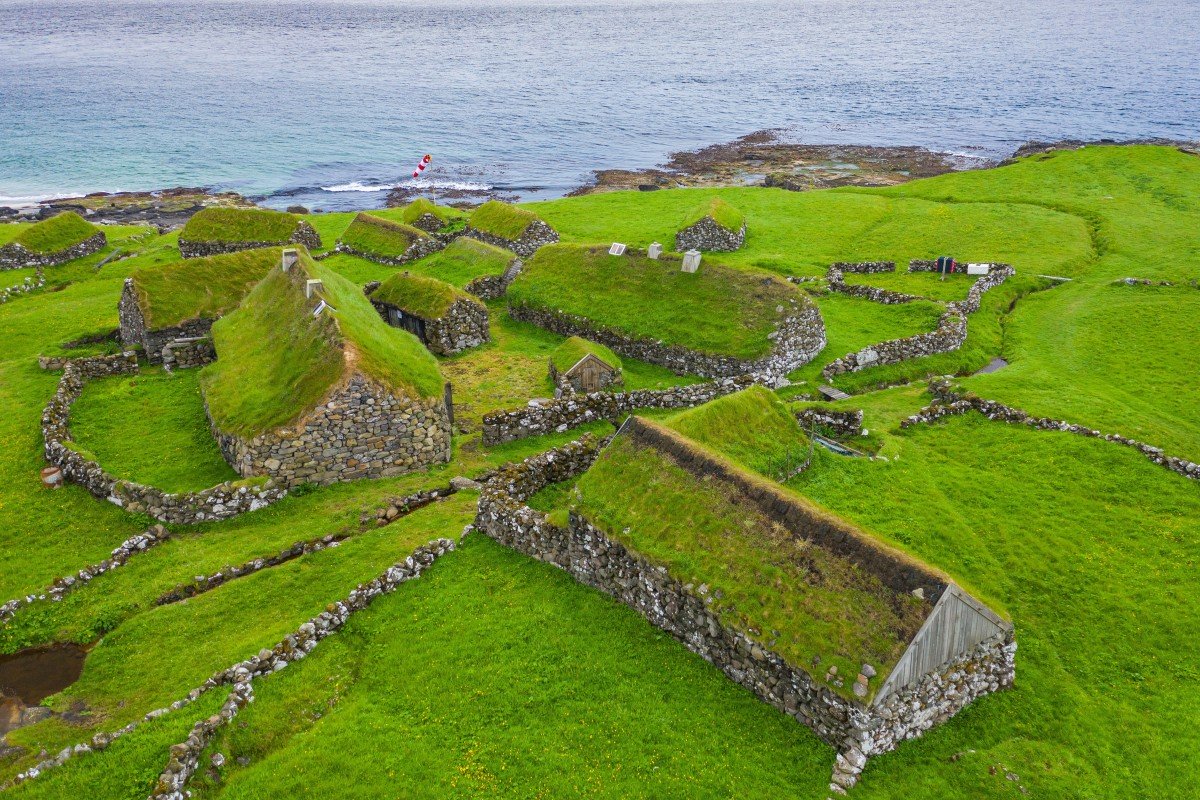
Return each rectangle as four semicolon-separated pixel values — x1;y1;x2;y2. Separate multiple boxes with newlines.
637;184;660;191
286;205;310;214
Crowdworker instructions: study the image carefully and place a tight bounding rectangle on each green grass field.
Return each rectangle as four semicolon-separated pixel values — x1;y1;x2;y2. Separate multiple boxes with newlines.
1;144;1198;799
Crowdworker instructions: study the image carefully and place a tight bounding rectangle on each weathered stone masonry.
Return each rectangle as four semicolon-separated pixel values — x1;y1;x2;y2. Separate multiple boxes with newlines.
371;295;490;356
335;235;444;266
177;221;321;259
210;374;452;487
826;267;924;305
476;425;1014;793
118;277;216;363
0;232;106;270
675;217;746;252
465;219;558;258
40;353;287;524
508;298;826;386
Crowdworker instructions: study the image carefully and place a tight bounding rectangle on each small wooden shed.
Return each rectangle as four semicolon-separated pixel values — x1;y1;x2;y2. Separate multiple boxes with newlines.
549;336;623;395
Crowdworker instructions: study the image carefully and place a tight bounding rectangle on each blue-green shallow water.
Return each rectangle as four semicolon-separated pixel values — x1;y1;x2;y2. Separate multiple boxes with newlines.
1;0;1197;210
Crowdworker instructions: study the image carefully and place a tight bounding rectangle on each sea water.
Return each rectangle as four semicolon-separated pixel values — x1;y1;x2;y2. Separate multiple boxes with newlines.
0;0;1197;209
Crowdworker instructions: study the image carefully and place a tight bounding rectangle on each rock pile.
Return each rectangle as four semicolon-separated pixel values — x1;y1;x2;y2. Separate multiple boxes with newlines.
0;267;46;304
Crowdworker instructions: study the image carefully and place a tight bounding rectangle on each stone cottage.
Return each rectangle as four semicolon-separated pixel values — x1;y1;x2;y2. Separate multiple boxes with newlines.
118;246;282;362
548;336;623;395
0;211;106;270
400;198;461;233
201;251;452;486
178;207;321;258
335;213;443;266
476;417;1015;794
464;200;558;257
368;272;490;356
675;197;746;252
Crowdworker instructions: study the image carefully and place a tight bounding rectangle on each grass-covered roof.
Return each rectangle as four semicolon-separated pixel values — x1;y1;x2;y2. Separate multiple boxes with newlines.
11;211;100;254
680;196;745;233
202;249;443;437
469;200;541;240
400;198;464;227
339;213;430;259
179;207;301;244
550;336;622;374
128;247;281;329
573;419;932;700
508;243;802;359
663;385;807;479
399;236;516;289
370;272;481;320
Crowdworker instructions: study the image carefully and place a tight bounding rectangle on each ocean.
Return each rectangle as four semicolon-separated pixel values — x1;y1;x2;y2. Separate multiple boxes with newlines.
1;0;1197;210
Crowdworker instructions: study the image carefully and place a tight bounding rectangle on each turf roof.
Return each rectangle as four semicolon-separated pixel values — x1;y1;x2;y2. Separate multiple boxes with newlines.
507;243;802;359
680;196;745;233
128;247;281;329
339;213;431;259
469;200;541;240
400;236;516;288
550;336;622;374
201;250;444;437
400;198;464;227
179;207;301;244
11;211;100;254
370;272;481;320
572;419;932;700
663;385;808;480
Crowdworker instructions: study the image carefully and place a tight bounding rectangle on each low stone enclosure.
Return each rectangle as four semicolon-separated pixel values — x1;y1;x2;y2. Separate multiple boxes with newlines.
822;264;1015;379
475;423;1015;793
368;274;491;356
334;213;447;266
826;266;925;305
905;379;1200;482
481;375;752;446
508;301;826;386
40;353;287;524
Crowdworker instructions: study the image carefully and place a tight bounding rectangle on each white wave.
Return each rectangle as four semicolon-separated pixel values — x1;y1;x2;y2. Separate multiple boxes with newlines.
0;192;73;208
320;179;492;193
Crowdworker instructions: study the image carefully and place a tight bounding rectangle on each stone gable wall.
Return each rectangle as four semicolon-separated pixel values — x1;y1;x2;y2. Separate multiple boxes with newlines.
0;232;107;270
474;431;1014;794
508;298;825;386
40;353;288;524
178;220;321;259
822;265;1014;379
675;217;746;252
463;257;523;300
481;376;752;446
210;373;452;487
409;212;444;233
118;278;216;362
465;219;558;258
372;296;490;355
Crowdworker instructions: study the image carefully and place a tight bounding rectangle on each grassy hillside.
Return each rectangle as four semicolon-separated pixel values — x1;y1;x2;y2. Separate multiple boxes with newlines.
508;243;803;359
680;195;745;233
574;426;930;698
663;385;808;478
202;251;443;436
338;212;430;258
469;200;541;239
129;246;279;328
180;207;299;244
8;211;100;254
370;272;481;318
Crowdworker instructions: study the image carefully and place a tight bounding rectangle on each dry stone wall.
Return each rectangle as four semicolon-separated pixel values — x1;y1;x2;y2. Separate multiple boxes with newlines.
481;376;752;446
463;257;523;300
40;353;288;524
831;261;895;274
211;374;452;487
335;234;443;266
0;232;106;270
465;219;558;258
475;427;1013;794
1;267;46;303
372;297;490;355
118;278;216;362
508;299;826;386
675;217;746;252
796;407;865;438
161;336;215;370
827;267;923;304
178;221;321;259
822;265;1014;378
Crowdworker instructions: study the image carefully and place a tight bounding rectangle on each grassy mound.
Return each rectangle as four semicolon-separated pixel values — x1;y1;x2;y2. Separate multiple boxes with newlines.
663;385;808;478
400;198;464;228
574;423;929;697
370;272;481;319
180;207;300;244
11;211;100;253
129;247;280;329
469;200;541;240
508;243;800;359
202;250;443;436
681;196;745;233
550;335;622;374
400;236;516;288
339;213;430;259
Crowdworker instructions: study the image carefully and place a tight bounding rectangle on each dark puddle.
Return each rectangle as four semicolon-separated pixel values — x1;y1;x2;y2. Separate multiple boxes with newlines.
0;643;86;736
